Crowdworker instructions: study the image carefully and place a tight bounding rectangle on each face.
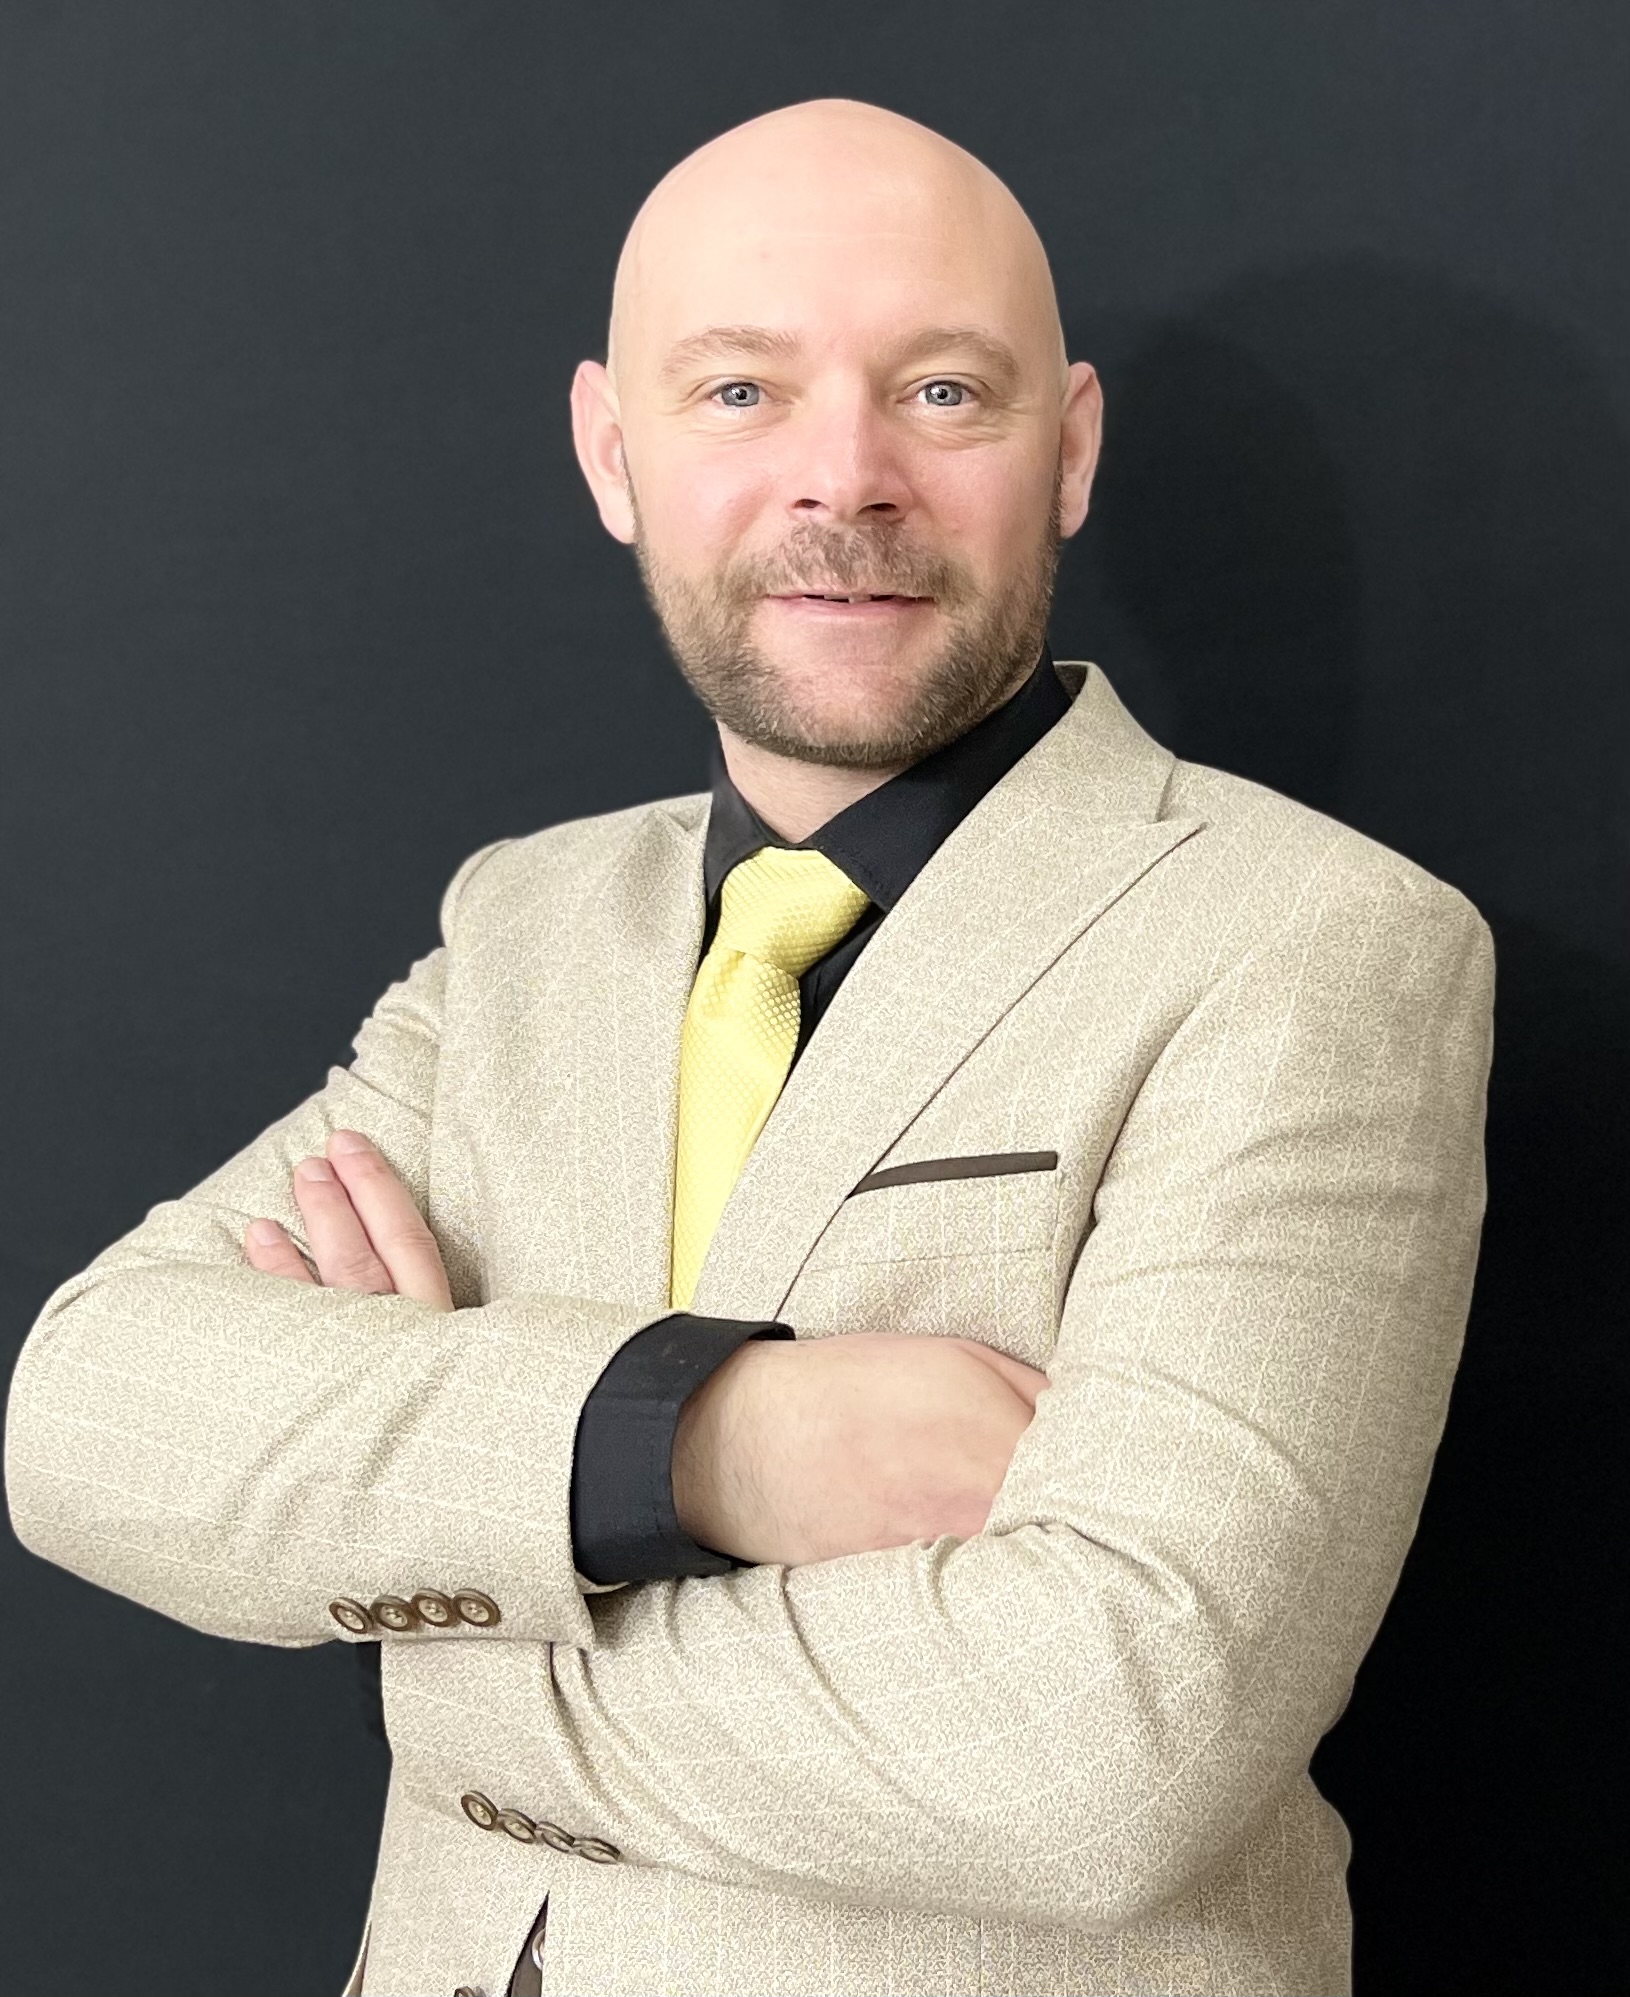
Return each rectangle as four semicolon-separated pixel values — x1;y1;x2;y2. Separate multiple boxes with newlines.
574;126;1102;768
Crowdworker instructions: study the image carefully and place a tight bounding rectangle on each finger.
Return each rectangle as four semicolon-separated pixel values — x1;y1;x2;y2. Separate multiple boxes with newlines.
243;1218;316;1285
292;1156;397;1294
324;1130;454;1311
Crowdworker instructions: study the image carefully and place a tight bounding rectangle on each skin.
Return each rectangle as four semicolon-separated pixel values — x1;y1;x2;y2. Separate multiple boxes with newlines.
244;101;1092;1566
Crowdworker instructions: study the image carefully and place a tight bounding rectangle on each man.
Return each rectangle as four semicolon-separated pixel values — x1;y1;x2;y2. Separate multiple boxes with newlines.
4;99;1493;1997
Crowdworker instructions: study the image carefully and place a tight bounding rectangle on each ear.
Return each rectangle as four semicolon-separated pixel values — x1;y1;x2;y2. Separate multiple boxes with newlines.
570;360;636;544
1056;361;1104;539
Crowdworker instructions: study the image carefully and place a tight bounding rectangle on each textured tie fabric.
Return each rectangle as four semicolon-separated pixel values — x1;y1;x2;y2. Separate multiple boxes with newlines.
669;845;871;1310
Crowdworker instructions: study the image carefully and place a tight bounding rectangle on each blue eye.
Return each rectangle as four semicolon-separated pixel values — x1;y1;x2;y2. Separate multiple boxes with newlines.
921;380;968;406
715;381;761;408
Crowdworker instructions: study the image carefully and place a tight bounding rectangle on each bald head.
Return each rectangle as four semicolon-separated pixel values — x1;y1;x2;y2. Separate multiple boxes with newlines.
569;97;1102;797
607;99;1067;393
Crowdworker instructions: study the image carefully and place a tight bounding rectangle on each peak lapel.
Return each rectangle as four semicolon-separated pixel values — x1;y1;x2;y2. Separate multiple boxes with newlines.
687;665;1204;1322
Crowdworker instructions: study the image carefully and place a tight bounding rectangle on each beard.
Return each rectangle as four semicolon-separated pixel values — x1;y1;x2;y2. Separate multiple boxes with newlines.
630;480;1063;769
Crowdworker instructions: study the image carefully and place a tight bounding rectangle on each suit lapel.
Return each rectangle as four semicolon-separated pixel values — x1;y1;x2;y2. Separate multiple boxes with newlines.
688;664;1204;1321
514;798;705;1313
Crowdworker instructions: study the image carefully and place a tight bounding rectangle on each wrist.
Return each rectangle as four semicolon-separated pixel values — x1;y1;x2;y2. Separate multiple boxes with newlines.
671;1337;764;1554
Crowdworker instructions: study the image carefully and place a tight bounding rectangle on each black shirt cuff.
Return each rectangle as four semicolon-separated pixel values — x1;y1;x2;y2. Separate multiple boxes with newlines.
569;1312;795;1585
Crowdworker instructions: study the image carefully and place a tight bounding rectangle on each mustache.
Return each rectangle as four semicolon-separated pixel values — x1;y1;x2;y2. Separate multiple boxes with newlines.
721;525;971;602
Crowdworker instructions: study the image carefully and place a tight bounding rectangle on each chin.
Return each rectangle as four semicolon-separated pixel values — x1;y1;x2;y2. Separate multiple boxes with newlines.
772;657;920;730
766;624;934;696
763;681;946;769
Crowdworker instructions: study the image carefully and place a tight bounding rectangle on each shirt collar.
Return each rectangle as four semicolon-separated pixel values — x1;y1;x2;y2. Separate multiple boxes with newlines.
702;642;1072;911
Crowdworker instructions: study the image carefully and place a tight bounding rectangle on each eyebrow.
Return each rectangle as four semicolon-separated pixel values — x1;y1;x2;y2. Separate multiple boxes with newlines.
656;322;1024;390
657;325;803;383
889;325;1023;389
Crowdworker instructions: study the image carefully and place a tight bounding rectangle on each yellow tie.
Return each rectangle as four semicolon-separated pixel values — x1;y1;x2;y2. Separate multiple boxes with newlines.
669;846;871;1309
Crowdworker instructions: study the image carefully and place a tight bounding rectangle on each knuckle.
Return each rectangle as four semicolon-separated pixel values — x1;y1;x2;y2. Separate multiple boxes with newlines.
324;1254;391;1291
388;1219;436;1252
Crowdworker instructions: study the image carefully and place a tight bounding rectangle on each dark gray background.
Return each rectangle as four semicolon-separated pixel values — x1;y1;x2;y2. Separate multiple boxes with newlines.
2;5;1625;1992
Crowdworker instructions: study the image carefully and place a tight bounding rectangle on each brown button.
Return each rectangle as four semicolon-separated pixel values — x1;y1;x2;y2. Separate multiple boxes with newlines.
459;1791;499;1831
497;1807;538;1843
411;1588;457;1627
452;1588;501;1628
575;1836;622;1864
328;1598;375;1636
370;1594;420;1633
452;1986;482;1996
531;1818;575;1854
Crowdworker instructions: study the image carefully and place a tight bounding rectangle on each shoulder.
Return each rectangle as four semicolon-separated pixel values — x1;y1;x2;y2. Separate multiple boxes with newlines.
435;791;710;942
1058;663;1488;953
1164;755;1488;947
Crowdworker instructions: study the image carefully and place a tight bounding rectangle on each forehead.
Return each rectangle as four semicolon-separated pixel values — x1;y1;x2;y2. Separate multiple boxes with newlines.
623;160;1045;377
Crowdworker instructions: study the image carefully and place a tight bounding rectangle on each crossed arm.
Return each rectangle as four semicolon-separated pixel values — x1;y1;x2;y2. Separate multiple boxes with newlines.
241;1133;1051;1571
4;865;1493;1932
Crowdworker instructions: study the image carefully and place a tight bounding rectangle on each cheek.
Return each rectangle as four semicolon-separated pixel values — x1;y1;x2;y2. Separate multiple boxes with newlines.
635;449;772;574
914;451;1055;578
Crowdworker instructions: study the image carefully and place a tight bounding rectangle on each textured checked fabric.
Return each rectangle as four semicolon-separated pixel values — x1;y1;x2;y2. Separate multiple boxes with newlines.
669;846;870;1311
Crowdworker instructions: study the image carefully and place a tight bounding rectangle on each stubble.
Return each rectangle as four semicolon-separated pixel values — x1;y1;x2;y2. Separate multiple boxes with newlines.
631;484;1063;769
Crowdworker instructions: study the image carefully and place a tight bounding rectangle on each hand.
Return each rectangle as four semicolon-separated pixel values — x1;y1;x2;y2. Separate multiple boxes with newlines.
241;1129;454;1311
672;1331;1051;1568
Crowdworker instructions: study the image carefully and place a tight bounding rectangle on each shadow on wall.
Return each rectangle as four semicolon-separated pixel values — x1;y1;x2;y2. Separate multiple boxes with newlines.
1058;257;1629;1993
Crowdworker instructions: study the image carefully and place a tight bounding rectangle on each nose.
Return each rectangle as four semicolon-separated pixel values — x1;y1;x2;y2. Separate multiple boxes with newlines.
785;383;911;527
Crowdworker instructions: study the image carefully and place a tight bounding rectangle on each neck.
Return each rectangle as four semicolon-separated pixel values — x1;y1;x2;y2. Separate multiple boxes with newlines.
715;731;904;844
715;653;1041;843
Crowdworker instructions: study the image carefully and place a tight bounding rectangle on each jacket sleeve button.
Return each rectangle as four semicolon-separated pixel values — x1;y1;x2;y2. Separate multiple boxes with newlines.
328;1598;375;1635
497;1808;539;1843
575;1836;622;1864
459;1791;499;1831
411;1588;457;1627
370;1595;420;1632
452;1588;502;1628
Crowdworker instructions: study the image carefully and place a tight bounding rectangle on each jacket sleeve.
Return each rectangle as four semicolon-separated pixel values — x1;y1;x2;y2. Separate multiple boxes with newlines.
405;865;1494;1933
2;838;672;1654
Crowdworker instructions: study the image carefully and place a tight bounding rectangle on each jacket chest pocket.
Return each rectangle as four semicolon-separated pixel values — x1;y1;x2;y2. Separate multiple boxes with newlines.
779;1162;1065;1371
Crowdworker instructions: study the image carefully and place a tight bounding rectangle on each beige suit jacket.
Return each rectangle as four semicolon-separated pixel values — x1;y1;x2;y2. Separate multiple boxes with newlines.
5;662;1494;1997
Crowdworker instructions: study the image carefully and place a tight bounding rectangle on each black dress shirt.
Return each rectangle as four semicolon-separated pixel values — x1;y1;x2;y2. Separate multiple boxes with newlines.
568;644;1073;1585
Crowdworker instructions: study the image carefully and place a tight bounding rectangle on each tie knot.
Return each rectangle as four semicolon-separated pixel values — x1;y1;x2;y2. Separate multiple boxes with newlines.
713;846;871;979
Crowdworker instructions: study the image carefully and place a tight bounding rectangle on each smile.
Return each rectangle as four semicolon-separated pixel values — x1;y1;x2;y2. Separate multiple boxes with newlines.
768;592;931;607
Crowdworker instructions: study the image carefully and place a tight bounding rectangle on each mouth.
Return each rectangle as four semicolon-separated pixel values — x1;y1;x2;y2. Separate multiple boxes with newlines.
767;591;932;608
